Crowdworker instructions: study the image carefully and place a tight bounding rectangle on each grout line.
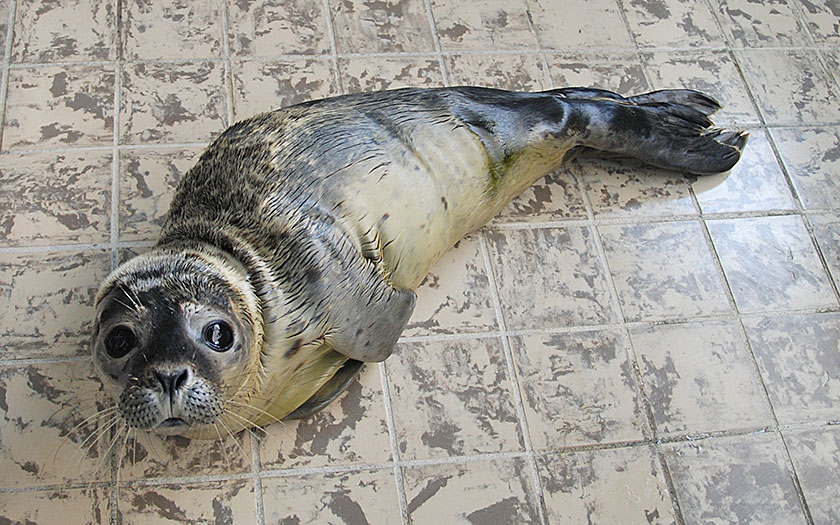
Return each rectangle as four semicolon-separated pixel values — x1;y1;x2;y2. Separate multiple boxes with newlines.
0;0;17;152
250;432;266;525
219;0;235;127
322;0;343;95
111;0;123;521
422;0;450;87
378;362;409;524
520;0;553;90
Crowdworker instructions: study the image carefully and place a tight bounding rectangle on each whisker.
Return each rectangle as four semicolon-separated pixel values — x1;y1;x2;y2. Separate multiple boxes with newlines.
217;417;251;465
212;423;233;472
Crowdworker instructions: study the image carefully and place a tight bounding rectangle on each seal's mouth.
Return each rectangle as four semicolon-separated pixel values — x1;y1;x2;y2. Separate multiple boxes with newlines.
158;417;188;428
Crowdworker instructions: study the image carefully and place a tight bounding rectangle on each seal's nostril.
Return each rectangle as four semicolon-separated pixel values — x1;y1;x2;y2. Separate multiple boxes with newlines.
154;369;189;395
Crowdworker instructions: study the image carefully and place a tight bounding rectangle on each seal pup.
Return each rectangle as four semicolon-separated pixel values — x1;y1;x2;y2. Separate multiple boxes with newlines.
91;86;747;439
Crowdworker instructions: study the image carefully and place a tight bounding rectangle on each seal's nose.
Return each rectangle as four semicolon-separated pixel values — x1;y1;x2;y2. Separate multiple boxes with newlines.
154;369;189;395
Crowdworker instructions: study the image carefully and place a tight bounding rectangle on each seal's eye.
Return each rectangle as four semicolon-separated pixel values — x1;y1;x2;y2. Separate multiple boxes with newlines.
105;326;136;359
203;321;234;352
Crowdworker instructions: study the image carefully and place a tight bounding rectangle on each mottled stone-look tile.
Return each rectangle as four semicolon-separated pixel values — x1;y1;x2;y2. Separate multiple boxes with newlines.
405;236;496;337
511;330;646;449
540;446;674;523
340;56;444;95
330;0;435;53
263;469;400;523
810;214;840;288
431;0;537;50
771;127;840;210
0;250;110;360
799;0;840;46
119;480;256;524
785;426;840;525
0;152;111;246
713;0;810;47
121;62;227;144
121;0;221;59
492;169;586;224
259;365;391;469
599;221;731;322
3;65;114;149
119;148;203;242
744;313;840;424
547;52;649;95
0;487;110;525
630;321;772;435
485;227;616;330
227;0;331;56
11;0;115;62
445;53;547;92
0;361;109;487
623;0;724;48
693;130;795;214
708;216;836;313
663;433;807;525
387;338;522;459
232;58;338;121
403;457;540;523
736;49;840;125
527;0;632;49
643;50;759;127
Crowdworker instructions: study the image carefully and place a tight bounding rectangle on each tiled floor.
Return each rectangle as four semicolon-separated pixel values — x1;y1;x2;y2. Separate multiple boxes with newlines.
0;0;838;523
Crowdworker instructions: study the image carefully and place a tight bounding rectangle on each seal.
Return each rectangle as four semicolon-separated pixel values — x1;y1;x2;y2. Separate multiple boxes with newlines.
91;86;747;439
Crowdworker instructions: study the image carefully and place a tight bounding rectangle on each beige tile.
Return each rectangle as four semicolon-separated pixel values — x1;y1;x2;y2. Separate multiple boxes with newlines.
0;1;7;62
404;235;497;337
445;53;548;92
744;313;840;424
340;56;444;95
623;0;724;48
492;169;586;224
0;487;110;525
771;127;840;210
258;365;391;469
431;0;538;50
708;216;837;313
511;330;646;449
121;0;222;60
3;65;114;149
330;0;435;53
539;446;674;523
0;152;111;246
630;321;772;435
797;0;840;45
121;62;227;144
547;52;649;95
403;457;540;522
262;469;400;523
599;221;731;322
693;130;795;214
119;480;257;524
713;0;810;47
11;0;115;62
0;250;111;360
387;338;522;460
825;50;840;81
663;433;807;524
485;227;616;330
0;361;110;487
231;58;338;121
227;0;332;56
736;49;840;125
527;0;632;49
785;426;840;525
119;147;203;242
810;213;840;289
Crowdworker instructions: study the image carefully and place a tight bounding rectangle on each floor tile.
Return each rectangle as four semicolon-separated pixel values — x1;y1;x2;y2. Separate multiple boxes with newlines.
708;216;836;313
403;457;540;523
693;129;795;214
795;0;840;46
330;0;435;53
771;127;840;210
491;169;587;224
227;0;332;56
121;0;222;60
785;425;840;525
445;53;548;91
539;445;675;523
663;433;807;525
511;330;646;449
527;0;633;49
630;320;772;435
485;227;616;330
599;221;731;322
340;56;444;94
387;338;522;459
119;480;256;524
0;250;110;360
736;49;840;125
119;147;203;243
0;487;110;525
825;50;840;81
11;0;115;62
712;0;810;47
121;62;227;144
431;0;538;50
744;312;840;424
0;151;112;246
0;1;7;62
810;213;840;288
623;0;724;48
547;52;649;94
3;65;115;149
262;469;400;523
231;58;338;121
404;235;497;337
